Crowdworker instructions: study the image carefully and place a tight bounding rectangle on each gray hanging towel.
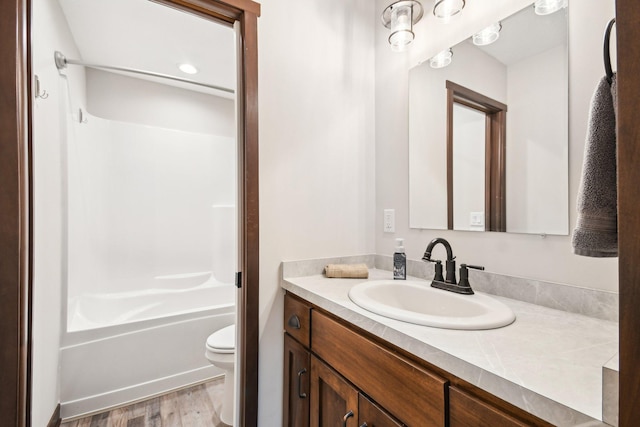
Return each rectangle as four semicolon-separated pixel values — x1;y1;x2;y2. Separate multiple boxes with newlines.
572;74;618;257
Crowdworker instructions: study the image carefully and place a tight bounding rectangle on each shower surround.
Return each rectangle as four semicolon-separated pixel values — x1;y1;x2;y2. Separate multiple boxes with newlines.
60;114;238;418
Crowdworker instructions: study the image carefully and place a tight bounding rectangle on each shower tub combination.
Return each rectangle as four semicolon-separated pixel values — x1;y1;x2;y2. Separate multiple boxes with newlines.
60;276;235;418
59;113;238;419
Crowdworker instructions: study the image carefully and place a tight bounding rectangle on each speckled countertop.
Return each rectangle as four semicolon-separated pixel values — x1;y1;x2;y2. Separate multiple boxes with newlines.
282;268;618;427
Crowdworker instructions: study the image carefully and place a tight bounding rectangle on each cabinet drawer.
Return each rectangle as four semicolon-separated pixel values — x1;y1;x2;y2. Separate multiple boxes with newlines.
449;386;529;427
284;293;312;347
312;310;447;426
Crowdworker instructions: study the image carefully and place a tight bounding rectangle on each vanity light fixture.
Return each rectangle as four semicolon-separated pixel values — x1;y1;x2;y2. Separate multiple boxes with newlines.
178;63;198;74
430;48;453;68
381;0;424;52
472;22;502;46
533;0;567;16
433;0;465;23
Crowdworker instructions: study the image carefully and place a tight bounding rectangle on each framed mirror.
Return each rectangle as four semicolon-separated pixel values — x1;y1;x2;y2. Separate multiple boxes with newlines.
409;3;568;235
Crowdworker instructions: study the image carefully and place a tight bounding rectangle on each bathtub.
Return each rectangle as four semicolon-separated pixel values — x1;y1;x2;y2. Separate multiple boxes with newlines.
60;280;235;419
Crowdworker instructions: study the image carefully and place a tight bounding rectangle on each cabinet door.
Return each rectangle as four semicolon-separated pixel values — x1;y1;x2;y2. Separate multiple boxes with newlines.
310;356;358;427
358;394;402;427
312;310;447;425
284;334;311;427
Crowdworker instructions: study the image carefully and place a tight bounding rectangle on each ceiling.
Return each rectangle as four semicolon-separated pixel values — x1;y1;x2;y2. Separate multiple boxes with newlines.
58;0;237;97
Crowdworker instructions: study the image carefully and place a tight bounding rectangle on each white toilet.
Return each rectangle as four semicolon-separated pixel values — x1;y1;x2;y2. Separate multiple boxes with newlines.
206;324;235;425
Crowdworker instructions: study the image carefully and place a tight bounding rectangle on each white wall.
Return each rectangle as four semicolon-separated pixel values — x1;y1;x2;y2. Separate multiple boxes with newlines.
31;0;86;424
376;1;618;291
258;0;376;424
506;45;568;234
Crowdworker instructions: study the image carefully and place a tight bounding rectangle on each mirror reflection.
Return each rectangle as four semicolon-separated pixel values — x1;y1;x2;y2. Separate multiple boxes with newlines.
409;4;569;235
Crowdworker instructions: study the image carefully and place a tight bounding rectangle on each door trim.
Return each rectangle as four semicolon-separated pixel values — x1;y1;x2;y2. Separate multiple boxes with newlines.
1;0;260;426
617;0;640;424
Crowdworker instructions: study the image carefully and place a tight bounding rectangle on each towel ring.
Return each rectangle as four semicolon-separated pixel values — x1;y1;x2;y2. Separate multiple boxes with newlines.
604;18;616;84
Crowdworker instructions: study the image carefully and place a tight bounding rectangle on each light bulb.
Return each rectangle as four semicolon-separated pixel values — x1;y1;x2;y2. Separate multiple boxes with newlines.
433;0;465;22
430;49;453;68
472;22;502;46
533;0;566;16
389;5;414;51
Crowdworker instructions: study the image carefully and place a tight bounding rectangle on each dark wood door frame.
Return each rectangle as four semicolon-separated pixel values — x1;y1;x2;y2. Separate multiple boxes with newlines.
0;0;260;426
618;0;640;425
446;80;507;232
1;0;30;426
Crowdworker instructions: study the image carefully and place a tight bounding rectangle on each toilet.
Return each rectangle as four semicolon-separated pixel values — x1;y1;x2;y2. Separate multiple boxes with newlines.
206;324;235;425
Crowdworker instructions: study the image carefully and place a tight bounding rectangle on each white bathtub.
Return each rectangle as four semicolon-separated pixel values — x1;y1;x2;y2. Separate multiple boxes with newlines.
67;273;233;332
60;281;235;419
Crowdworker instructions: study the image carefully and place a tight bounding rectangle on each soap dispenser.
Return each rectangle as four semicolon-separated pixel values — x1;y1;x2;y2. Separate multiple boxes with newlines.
393;238;406;280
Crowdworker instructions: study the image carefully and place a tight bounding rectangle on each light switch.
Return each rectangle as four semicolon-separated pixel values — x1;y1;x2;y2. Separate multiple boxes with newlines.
384;209;395;233
470;212;484;226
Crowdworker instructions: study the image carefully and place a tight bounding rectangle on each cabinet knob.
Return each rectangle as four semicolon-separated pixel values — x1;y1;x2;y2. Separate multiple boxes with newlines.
287;314;301;329
359;423;368;427
343;410;354;427
297;368;307;398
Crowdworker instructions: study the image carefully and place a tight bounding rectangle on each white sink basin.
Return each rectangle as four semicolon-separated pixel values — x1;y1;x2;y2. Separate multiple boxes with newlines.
348;280;515;330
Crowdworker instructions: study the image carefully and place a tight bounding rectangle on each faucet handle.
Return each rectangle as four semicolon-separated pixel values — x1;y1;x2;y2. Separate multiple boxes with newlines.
457;263;483;295
433;260;445;282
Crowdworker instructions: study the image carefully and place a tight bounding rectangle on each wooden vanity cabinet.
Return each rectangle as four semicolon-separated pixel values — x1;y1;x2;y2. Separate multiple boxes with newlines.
312;309;448;426
283;292;552;427
310;355;403;427
284;295;313;427
310;356;358;427
449;386;534;427
284;334;311;427
284;293;312;347
358;394;403;427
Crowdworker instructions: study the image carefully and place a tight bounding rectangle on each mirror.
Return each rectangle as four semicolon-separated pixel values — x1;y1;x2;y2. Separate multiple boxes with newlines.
409;4;569;235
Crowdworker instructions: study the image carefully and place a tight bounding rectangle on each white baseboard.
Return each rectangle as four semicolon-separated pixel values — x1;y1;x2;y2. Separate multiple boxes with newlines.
60;365;223;421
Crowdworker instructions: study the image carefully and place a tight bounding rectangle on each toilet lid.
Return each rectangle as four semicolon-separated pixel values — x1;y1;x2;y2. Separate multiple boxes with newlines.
206;324;235;353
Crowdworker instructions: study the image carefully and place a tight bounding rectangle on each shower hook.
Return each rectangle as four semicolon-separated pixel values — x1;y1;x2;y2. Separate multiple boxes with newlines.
34;75;49;99
78;108;88;124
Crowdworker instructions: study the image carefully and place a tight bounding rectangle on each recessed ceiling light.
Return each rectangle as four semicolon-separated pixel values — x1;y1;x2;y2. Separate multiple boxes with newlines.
473;22;502;46
533;0;566;16
430;48;453;68
433;0;465;23
178;63;198;75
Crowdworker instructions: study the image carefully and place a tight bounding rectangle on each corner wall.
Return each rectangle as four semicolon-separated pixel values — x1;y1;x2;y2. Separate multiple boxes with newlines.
258;0;376;424
31;0;86;425
375;0;618;291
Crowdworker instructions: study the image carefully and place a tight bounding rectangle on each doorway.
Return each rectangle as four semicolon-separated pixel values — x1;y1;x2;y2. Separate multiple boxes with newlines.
446;80;507;232
0;0;259;426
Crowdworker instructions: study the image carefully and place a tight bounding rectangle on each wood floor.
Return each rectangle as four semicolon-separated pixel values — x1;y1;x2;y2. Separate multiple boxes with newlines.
61;378;229;427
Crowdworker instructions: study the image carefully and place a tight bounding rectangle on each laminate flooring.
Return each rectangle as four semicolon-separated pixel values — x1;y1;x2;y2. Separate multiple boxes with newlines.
61;378;229;427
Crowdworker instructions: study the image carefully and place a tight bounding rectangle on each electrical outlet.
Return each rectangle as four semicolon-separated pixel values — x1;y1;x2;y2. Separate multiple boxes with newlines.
383;209;395;233
470;211;484;226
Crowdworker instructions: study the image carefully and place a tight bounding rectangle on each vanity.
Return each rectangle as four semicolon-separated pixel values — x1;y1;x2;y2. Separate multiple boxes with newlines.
281;257;618;427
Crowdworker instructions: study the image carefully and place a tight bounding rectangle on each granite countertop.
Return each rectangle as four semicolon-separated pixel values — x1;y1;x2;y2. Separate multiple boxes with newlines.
282;268;618;427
